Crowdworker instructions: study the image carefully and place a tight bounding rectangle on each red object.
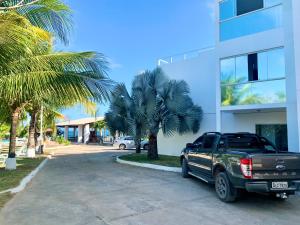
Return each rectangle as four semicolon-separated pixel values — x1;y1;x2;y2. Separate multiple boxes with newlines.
240;158;253;179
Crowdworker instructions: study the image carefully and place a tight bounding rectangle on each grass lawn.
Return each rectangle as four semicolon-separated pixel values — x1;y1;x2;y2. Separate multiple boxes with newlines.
0;157;45;209
119;153;181;167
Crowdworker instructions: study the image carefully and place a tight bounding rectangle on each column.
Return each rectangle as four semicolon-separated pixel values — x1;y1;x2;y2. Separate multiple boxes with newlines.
84;124;90;144
284;0;300;152
78;125;83;143
64;126;69;141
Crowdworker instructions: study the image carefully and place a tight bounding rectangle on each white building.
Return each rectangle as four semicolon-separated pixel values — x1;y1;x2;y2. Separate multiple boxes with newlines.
56;117;112;144
157;0;300;155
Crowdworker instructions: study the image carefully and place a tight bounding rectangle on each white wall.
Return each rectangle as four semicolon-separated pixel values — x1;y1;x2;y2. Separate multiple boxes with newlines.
158;49;217;156
221;111;287;133
283;0;300;152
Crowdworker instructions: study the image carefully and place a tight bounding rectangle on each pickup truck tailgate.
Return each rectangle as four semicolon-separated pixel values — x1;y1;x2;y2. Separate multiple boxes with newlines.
251;153;300;180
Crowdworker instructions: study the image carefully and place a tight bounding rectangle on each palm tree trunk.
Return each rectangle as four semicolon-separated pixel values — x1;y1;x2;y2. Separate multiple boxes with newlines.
27;111;37;149
148;133;158;160
135;137;141;154
8;107;21;158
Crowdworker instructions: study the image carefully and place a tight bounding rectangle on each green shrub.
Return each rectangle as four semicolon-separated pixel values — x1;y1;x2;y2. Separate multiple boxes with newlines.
54;136;70;145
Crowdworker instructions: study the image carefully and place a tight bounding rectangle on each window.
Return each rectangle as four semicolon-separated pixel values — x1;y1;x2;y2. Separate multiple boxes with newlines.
125;137;134;141
220;2;282;41
235;56;248;82
193;136;203;145
221;48;285;85
202;135;217;149
248;54;259;81
237;0;263;16
221;58;235;83
220;0;236;20
268;48;285;79
220;48;286;106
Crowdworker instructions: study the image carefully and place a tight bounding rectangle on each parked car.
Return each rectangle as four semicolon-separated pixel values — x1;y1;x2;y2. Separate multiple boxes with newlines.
114;137;149;150
180;132;300;202
114;136;135;150
141;140;149;150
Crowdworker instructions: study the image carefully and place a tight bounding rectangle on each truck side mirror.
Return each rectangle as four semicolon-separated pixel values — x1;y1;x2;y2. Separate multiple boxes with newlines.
186;143;194;148
218;140;226;149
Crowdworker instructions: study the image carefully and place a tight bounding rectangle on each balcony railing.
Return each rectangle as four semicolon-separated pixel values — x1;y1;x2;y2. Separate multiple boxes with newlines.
221;78;286;106
157;46;215;66
220;4;282;41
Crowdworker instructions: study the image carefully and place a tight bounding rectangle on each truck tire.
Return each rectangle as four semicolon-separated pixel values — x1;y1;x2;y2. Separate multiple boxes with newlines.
182;158;190;178
215;172;238;202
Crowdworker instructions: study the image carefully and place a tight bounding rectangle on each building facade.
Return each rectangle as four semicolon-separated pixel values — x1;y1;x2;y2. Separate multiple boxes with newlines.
56;117;112;144
157;0;300;155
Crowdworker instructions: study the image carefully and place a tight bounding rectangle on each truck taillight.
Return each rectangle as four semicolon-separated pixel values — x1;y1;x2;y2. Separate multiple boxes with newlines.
240;158;252;179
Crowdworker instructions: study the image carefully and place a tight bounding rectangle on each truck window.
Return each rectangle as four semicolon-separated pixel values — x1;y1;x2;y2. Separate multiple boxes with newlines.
193;136;203;145
202;135;217;150
225;135;264;152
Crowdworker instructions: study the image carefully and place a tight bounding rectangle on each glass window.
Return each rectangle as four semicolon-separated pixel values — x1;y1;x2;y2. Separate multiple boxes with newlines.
258;51;268;80
264;0;282;7
267;48;285;79
220;5;282;41
221;58;235;84
237;0;263;16
235;56;248;83
220;0;236;21
248;54;258;81
256;124;288;151
249;79;286;103
202;135;217;149
221;79;286;106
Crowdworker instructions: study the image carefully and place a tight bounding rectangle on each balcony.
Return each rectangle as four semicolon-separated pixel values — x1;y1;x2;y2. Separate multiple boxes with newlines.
220;4;282;41
221;78;286;107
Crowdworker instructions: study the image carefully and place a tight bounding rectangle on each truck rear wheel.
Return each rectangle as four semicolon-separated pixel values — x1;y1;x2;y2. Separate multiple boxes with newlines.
215;172;238;202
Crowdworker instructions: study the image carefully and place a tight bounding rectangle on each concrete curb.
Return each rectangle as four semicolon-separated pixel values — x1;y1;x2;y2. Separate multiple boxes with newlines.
116;156;181;173
0;157;49;195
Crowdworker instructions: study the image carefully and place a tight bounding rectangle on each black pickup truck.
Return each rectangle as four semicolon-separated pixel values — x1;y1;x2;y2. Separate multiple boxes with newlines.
180;132;300;202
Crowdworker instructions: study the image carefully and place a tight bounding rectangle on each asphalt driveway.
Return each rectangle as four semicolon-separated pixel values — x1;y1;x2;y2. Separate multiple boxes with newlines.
0;146;300;225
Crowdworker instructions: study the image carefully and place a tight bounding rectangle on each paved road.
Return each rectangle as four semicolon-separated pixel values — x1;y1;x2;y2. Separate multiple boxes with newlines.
1;146;300;225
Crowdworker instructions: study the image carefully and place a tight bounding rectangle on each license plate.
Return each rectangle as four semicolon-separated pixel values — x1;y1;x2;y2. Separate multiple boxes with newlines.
272;182;288;189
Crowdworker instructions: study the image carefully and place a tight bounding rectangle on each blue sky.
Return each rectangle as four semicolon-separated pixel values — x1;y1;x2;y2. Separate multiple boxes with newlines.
59;0;215;120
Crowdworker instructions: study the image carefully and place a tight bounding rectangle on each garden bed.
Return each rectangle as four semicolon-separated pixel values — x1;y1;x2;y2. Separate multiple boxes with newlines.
119;153;181;167
0;157;45;209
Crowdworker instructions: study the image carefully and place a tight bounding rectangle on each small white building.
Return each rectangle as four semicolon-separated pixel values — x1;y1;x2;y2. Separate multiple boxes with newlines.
157;0;300;155
56;117;111;144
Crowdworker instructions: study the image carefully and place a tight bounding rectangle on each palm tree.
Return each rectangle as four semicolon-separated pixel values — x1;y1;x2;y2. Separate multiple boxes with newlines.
132;68;202;159
105;84;147;153
0;14;113;168
1;0;72;45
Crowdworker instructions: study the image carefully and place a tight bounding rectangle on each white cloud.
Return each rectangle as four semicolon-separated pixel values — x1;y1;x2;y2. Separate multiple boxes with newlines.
108;58;123;69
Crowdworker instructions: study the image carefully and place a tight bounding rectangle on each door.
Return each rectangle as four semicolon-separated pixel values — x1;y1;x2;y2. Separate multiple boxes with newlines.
188;134;216;177
256;124;288;151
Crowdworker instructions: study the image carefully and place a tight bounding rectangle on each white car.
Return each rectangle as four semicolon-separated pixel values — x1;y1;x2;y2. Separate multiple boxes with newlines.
114;137;149;150
114;137;135;150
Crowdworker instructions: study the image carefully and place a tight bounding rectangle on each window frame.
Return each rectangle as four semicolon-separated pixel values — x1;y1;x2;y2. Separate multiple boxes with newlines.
219;0;282;22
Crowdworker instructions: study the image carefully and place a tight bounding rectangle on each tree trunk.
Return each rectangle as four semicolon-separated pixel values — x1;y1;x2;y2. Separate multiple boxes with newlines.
148;133;158;160
8;107;21;158
135;137;141;154
27;111;37;149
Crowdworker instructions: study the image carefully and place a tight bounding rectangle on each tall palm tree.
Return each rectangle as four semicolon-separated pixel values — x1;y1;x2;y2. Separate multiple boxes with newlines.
132;68;202;159
105;84;147;153
0;14;113;168
1;0;72;45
